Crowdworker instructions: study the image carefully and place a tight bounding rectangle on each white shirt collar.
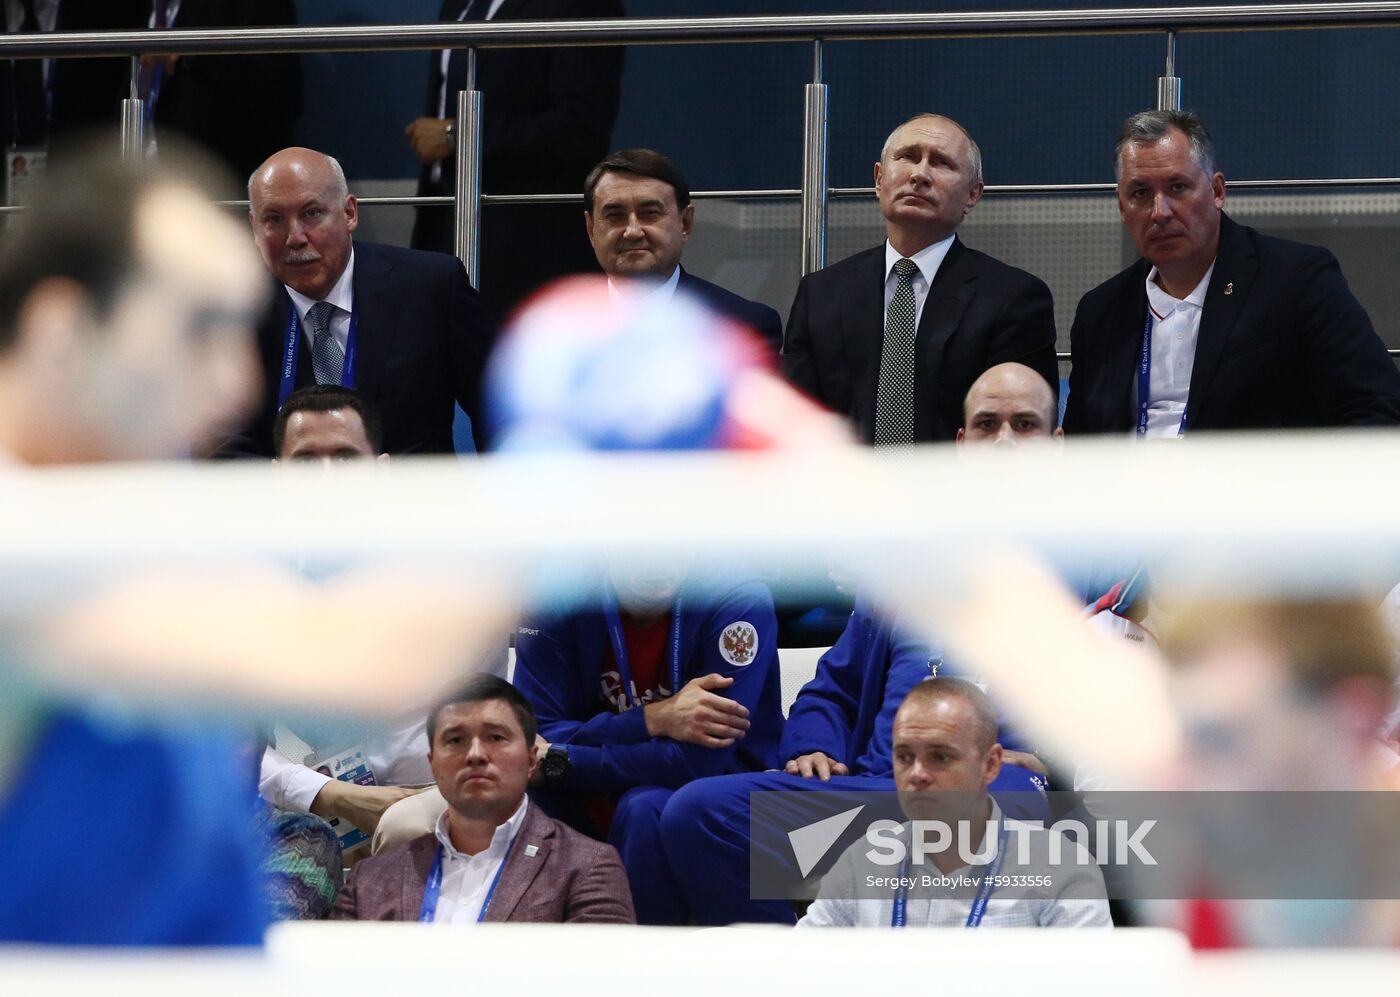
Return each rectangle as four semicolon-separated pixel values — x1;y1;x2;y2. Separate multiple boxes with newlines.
433;794;529;860
884;234;956;287
1145;259;1215;318
606;265;681;308
284;247;356;323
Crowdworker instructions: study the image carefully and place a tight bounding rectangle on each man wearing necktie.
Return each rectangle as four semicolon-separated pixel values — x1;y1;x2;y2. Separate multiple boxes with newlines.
1;0;58;155
406;0;625;321
233;146;494;457
48;0;300;180
781;114;1060;445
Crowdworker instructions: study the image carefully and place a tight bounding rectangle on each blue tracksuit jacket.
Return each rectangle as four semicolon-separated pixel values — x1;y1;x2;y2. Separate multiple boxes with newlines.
778;599;1029;777
513;574;785;796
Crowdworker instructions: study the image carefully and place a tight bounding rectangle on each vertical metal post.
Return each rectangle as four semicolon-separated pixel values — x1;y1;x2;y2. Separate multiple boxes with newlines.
120;56;145;161
454;50;483;287
800;40;829;276
1157;30;1182;111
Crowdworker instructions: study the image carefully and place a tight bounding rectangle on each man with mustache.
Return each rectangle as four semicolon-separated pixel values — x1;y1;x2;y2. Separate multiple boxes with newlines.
1065;110;1400;435
781;114;1059;445
231;147;495;456
332;675;636;924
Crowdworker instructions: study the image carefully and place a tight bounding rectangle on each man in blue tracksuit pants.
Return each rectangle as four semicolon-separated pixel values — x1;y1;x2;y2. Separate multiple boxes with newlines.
657;597;1051;925
512;564;785;924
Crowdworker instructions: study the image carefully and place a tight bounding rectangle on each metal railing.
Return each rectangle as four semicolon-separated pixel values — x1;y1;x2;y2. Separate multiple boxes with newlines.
6;3;1400;290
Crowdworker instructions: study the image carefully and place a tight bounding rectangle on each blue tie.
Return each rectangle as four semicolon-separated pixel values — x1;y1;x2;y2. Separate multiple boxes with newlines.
307;301;344;386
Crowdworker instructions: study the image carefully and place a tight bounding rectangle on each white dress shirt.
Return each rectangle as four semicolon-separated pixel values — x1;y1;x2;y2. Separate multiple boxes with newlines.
798;800;1112;929
606;265;680;309
284;248;355;355
1140;262;1214;440
883;234;955;332
431;796;529;925
258;713;432;813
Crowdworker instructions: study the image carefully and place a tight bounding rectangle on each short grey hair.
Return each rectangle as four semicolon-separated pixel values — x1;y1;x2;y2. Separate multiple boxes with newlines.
1114;109;1217;180
247;151;350;203
880;113;983;184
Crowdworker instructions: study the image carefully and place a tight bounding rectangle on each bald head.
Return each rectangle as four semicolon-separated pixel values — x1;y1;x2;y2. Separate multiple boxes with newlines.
958;362;1062;448
248;147;357;300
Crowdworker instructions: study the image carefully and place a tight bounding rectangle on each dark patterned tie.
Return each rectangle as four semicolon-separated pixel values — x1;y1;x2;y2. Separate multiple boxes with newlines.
461;0;491;20
874;257;920;446
307;301;344;385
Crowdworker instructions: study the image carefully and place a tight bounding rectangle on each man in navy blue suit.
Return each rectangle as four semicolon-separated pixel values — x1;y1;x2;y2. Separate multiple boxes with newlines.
229;146;494;456
408;0;625;322
582;148;784;361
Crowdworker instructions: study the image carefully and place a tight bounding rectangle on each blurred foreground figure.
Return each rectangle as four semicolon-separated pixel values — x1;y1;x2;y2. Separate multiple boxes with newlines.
1155;599;1400;947
919;556;1400;947
0;140;273;944
487;275;848;453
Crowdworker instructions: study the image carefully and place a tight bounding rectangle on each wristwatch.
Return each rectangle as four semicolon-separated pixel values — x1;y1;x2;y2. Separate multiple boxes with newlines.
540;744;571;784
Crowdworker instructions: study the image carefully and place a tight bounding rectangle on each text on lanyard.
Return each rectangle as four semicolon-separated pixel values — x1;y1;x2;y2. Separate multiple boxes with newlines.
602;583;684;710
277;298;361;409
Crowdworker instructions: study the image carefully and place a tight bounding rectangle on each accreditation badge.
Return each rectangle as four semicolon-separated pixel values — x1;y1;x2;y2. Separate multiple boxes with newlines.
4;148;46;207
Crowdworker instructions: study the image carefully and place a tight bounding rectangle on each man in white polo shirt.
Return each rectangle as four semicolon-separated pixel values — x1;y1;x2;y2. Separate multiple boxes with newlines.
1066;109;1400;435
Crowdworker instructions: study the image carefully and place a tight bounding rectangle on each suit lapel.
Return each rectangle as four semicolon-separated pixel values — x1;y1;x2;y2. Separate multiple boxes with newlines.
348;244;399;399
1108;271;1149;430
916;237;975;373
403;835;437;921
1183;214;1256;431
482;804;554;922
842;246;890;433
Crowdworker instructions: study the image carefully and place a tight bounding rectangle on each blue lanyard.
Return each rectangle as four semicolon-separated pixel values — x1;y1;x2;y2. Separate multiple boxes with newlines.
1136;308;1188;439
418;832;519;924
891;822;1009;928
601;584;684;710
277;297;360;408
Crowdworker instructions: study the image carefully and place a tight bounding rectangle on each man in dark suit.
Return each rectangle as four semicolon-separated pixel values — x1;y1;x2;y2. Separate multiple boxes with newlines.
235;146;493;456
582;148;783;360
1065;109;1400;436
406;0;625;321
781;113;1059;446
49;0;300;179
331;675;636;923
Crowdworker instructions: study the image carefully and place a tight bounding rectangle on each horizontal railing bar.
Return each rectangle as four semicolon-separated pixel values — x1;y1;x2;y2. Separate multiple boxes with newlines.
1;5;1400;59
1058;351;1400;360
7;176;1400;216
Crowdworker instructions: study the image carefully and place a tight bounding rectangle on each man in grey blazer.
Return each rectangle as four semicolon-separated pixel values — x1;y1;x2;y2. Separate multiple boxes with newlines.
331;676;635;923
